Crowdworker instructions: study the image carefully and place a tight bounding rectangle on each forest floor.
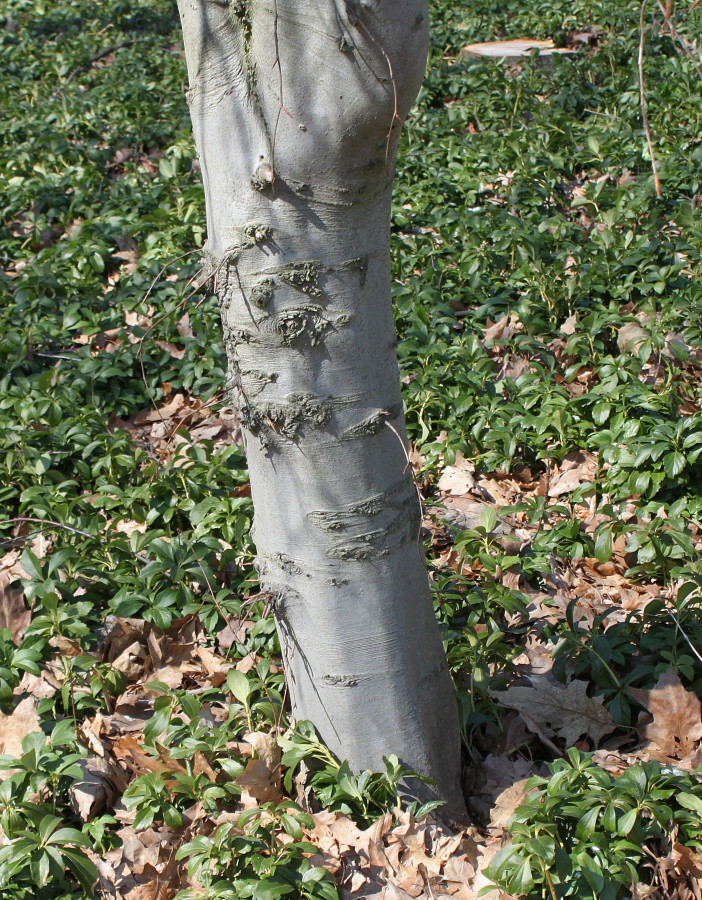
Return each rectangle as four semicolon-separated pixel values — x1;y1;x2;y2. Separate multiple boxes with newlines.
1;0;702;898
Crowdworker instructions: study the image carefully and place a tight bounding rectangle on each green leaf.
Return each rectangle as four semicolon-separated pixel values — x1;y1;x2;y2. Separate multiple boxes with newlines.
594;526;612;563
180;692;201;720
576;805;601;840
336;762;363;801
663;452;686;478
49;826;90;847
279;813;303;841
20;548;43;582
508;855;534;894
252;879;295;900
227;669;254;706
133;806;155;831
61;847;98;891
618;807;638;836
219;757;246;779
480;506;498;533
676;792;702;815
164;805;183;828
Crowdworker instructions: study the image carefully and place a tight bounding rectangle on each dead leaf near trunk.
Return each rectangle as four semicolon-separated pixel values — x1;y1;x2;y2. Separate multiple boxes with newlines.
134;393;186;426
382;885;415;900
217;616;254;652
437;465;476;497
467;753;540;828
494;674;617;746
628;669;702;758
236;731;283;806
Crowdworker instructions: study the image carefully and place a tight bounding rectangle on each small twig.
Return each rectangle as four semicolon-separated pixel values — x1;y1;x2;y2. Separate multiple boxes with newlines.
664;590;702;665
656;0;702;76
33;352;80;361
356;20;403;176
51;40;141;99
638;0;663;198
384;421;430;566
270;0;292;190
0;517;94;541
0;518;155;564
544;868;559;900
187;537;229;622
534;457;553;539
417;863;436;900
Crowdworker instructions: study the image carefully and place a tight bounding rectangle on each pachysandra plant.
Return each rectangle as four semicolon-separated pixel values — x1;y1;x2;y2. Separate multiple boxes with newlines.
176;0;465;821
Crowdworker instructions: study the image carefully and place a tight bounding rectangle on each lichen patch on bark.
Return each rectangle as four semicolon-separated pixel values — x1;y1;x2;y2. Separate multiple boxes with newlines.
320;673;362;686
241;392;333;443
308;476;420;560
341;407;400;440
257;304;332;348
278;261;321;296
250;278;275;308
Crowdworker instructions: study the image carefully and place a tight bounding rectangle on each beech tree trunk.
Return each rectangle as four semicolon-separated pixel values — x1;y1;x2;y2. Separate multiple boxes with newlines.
177;0;465;823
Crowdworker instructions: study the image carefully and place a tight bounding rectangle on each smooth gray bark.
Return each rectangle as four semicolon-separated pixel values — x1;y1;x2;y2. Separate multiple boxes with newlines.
177;0;466;823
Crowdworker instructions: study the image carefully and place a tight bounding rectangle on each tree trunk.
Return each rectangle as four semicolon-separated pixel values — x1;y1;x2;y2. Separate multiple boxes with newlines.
177;0;466;823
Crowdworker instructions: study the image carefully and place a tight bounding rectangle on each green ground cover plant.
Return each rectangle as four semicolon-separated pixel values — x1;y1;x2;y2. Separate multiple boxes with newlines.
1;0;702;896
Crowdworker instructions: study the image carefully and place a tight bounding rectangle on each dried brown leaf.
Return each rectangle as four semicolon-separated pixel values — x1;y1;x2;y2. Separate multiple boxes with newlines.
113;735;187;778
217;617;253;652
629;669;702;757
134;393;185;426
49;634;85;657
112;640;147;680
147;666;184;690
236;731;283;806
467;753;537;827
70;757;114;821
437;465;476;496
0;551;30;643
16;670;57;700
495;675;616;746
484;315;510;342
154;341;185;360
0;697;40;761
235;651;259;674
176;313;193;338
617;323;648;354
489;779;531;831
548;450;597;497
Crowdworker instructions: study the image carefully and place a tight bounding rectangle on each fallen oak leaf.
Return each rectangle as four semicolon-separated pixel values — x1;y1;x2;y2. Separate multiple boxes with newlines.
134;393;185;426
382;884;416;900
628;669;702;758
493;675;616;746
112;735;188;779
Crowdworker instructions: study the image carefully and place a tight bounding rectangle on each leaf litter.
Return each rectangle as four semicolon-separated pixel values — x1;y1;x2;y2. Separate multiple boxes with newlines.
3;0;702;898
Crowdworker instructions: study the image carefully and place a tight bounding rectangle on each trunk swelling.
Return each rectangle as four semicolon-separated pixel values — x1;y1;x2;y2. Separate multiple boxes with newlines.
177;0;465;822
